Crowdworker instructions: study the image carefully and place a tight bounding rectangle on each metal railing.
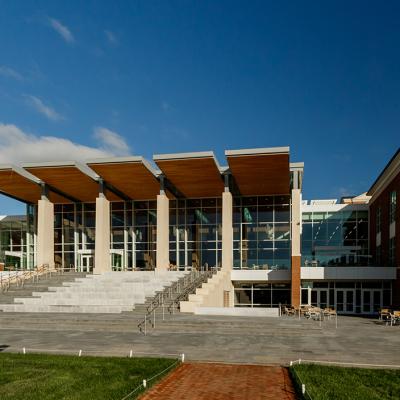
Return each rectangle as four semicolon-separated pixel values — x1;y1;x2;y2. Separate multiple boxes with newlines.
0;264;52;293
138;269;215;335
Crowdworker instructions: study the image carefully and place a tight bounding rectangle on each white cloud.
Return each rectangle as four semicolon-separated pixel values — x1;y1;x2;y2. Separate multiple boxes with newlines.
49;18;74;43
0;123;131;164
104;30;118;45
24;95;64;121
93;127;130;156
0;66;23;81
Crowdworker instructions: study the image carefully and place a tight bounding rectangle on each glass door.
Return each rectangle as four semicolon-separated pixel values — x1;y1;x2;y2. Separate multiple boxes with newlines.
336;290;355;313
319;290;328;309
310;289;328;308
111;250;124;271
80;254;93;272
362;290;382;313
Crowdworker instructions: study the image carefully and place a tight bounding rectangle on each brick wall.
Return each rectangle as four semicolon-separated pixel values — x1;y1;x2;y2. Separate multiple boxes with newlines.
291;255;301;308
369;170;400;305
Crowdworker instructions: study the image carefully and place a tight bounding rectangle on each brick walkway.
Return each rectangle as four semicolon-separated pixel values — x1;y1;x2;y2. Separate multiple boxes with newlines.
140;363;297;400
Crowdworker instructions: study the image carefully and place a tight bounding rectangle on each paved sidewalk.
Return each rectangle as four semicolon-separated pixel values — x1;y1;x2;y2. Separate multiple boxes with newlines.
140;363;296;400
1;313;400;366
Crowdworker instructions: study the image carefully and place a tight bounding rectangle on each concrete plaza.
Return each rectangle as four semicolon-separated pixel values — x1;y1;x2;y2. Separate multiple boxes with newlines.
0;312;399;366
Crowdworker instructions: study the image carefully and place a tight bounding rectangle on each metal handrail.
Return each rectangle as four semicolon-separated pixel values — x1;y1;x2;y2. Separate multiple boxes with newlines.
138;269;215;334
167;270;214;314
0;264;51;293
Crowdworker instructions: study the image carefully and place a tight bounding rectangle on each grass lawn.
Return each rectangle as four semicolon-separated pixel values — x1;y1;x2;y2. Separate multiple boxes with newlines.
0;353;178;400
290;364;400;400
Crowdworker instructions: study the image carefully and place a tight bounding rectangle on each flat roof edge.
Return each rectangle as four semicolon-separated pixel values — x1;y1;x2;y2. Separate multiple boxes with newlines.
22;161;78;168
153;151;216;161
87;156;159;179
225;146;290;157
290;161;304;170
86;156;144;165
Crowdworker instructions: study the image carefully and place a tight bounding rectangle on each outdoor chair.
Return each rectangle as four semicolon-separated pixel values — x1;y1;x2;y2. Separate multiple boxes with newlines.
379;308;391;322
283;306;296;316
305;307;322;320
388;311;400;326
323;307;337;319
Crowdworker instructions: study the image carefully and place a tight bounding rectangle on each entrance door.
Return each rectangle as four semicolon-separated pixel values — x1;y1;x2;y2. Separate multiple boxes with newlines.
335;290;355;313
319;290;328;309
111;251;124;271
310;289;328;308
81;255;94;272
362;290;381;314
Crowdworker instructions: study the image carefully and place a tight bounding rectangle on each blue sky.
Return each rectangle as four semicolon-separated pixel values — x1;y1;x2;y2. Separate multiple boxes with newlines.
0;0;399;214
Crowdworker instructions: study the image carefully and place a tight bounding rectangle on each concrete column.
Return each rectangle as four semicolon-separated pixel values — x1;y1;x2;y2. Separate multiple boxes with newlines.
156;193;169;270
94;196;111;274
222;191;233;271
291;188;302;307
37;198;54;269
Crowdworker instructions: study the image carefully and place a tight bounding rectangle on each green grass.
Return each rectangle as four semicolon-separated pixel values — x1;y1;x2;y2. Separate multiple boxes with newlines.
290;364;400;400
0;353;178;400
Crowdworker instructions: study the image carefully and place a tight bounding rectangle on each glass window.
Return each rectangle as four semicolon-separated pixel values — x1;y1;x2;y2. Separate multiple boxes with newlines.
376;207;381;233
390;191;397;224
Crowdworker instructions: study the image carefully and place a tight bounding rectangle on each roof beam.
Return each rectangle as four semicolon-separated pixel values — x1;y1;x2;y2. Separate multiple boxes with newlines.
104;181;131;201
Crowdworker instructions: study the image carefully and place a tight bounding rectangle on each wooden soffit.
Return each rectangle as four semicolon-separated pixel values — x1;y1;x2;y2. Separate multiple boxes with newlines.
23;162;119;202
226;147;290;196
0;167;67;204
88;157;163;200
154;151;224;198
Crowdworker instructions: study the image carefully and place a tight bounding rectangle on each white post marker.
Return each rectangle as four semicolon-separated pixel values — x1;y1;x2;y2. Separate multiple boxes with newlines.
129;349;133;358
23;347;26;355
143;379;147;388
290;361;293;366
181;353;185;363
302;384;306;394
78;349;82;357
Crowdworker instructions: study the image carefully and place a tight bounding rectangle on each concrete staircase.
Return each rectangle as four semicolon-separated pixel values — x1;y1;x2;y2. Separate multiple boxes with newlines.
0;271;187;313
0;272;86;304
180;269;233;312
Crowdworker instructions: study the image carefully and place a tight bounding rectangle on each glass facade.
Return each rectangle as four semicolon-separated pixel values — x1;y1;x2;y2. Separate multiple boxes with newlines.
233;196;291;270
0;206;35;270
302;207;369;267
54;201;157;271
169;198;222;270
301;281;392;314
234;282;291;307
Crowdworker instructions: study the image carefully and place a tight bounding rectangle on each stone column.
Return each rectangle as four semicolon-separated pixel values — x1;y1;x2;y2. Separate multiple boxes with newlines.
37;197;54;269
94;196;111;274
222;190;233;271
291;188;302;307
156;193;169;270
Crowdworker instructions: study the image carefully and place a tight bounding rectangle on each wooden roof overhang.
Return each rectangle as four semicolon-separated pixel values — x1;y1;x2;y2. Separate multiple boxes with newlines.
0;165;67;203
23;161;120;203
87;157;164;200
153;151;224;198
226;147;290;196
